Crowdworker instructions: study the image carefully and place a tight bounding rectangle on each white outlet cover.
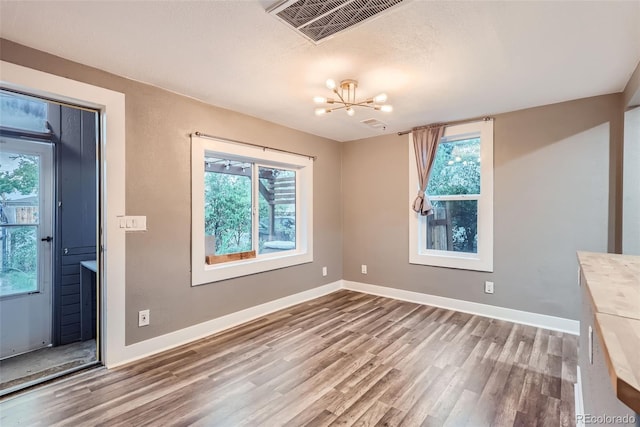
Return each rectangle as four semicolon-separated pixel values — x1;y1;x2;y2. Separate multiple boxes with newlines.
484;281;494;294
139;309;150;327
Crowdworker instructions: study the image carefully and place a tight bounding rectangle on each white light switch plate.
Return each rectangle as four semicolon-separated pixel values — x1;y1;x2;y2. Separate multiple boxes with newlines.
118;215;147;231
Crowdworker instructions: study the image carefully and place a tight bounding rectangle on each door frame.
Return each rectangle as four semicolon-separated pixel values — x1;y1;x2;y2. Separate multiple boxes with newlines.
0;60;126;367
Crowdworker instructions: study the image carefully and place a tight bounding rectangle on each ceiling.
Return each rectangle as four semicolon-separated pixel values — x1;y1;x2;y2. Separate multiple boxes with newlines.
1;1;639;142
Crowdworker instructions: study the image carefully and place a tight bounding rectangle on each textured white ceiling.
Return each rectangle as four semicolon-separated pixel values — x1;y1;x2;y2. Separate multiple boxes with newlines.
1;1;639;142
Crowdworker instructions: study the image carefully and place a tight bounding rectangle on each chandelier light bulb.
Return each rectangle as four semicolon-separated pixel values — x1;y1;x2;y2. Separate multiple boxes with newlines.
380;105;393;113
373;93;388;103
346;108;355;116
313;96;327;103
315;107;327;116
325;79;336;90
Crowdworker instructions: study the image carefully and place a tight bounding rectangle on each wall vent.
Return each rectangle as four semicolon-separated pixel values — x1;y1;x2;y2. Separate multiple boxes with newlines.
268;0;405;44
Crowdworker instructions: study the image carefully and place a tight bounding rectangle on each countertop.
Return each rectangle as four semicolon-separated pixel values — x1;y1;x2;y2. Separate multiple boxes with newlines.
577;251;640;413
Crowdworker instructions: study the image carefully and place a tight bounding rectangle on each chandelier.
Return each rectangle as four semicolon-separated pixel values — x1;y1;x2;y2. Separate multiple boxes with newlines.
314;79;393;116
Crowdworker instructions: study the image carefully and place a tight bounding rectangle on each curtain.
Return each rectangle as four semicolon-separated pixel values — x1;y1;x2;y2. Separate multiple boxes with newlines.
412;125;446;216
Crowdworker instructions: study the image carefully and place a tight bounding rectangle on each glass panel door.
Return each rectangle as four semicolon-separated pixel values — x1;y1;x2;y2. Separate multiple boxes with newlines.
0;138;53;358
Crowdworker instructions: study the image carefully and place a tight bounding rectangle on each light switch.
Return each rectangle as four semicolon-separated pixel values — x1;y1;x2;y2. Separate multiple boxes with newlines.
118;215;147;231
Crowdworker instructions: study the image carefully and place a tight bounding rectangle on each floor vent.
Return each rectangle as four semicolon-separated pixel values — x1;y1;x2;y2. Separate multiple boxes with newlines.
268;0;405;44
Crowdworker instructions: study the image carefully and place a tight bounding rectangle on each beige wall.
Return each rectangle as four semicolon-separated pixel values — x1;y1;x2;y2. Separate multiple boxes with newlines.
0;39;343;345
342;95;620;320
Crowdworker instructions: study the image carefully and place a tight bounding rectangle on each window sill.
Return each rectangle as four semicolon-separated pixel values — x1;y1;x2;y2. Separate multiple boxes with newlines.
410;251;493;272
192;250;313;285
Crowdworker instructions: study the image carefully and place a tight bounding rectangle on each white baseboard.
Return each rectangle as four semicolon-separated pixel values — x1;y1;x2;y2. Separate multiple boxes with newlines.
343;280;579;335
109;278;579;368
575;366;585;427
108;280;342;368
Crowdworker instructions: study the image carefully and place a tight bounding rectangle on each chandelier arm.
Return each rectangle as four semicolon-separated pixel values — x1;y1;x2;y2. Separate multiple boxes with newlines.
333;89;348;105
327;104;349;112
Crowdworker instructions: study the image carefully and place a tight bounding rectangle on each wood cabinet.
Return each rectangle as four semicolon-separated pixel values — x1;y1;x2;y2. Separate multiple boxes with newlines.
578;252;640;424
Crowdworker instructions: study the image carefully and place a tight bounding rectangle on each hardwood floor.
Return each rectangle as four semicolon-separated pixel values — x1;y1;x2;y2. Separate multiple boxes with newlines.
0;290;578;426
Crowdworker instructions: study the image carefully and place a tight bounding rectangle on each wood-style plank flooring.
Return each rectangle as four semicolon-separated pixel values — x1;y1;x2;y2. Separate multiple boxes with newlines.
0;290;578;426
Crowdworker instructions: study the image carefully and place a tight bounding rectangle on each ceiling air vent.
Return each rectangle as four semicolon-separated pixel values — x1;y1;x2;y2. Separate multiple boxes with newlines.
268;0;405;44
361;118;388;130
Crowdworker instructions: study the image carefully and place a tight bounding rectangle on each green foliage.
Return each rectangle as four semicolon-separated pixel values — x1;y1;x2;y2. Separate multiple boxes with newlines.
1;155;39;276
7;227;37;272
427;138;480;196
0;155;38;203
204;171;252;255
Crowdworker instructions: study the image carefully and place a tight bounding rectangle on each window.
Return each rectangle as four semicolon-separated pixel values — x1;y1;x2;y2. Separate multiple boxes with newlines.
409;120;493;271
192;135;313;284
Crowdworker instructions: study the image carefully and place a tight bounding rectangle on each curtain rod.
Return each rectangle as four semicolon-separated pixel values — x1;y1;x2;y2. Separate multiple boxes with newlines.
193;132;317;161
397;116;494;136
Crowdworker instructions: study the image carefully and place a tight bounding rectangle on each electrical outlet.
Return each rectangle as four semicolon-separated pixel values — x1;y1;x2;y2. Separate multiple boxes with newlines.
361;264;368;274
484;281;494;294
138;309;150;327
322;266;328;277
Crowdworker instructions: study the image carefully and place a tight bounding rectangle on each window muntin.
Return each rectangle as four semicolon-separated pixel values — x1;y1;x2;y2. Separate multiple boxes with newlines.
409;120;493;272
192;135;313;284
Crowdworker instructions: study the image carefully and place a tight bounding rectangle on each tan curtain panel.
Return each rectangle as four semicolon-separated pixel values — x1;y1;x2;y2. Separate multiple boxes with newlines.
412;125;446;216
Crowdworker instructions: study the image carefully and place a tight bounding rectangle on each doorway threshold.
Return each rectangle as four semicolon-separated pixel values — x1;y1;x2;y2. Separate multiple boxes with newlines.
0;340;98;397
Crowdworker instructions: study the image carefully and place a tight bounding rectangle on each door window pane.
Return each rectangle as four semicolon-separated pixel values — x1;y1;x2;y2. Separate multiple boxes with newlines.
426;200;478;253
1;150;40;297
0;226;38;296
259;167;296;254
204;158;252;256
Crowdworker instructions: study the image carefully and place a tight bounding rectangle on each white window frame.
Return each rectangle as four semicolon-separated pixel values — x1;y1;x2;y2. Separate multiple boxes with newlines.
409;120;493;272
191;134;313;285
